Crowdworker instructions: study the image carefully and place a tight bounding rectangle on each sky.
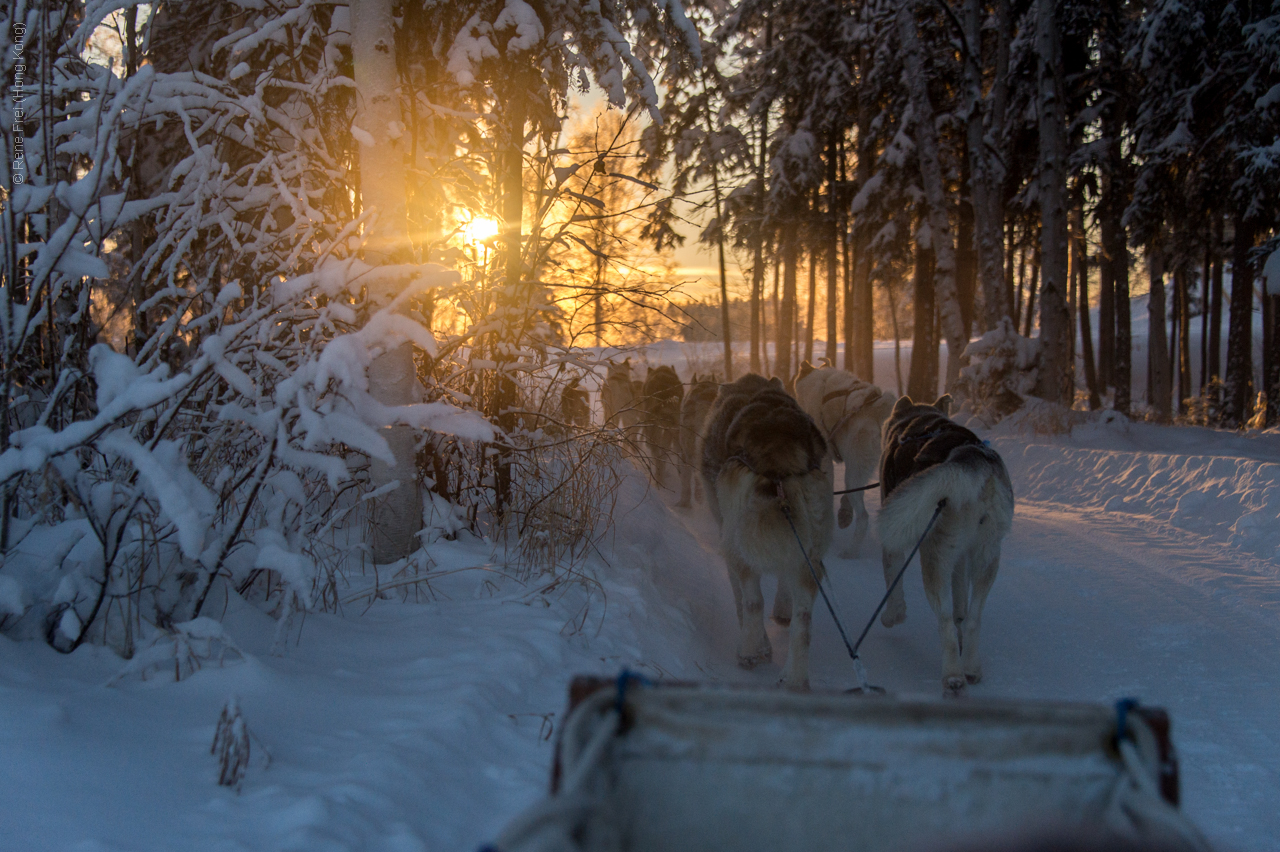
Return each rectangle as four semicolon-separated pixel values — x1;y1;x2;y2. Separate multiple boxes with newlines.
564;90;748;303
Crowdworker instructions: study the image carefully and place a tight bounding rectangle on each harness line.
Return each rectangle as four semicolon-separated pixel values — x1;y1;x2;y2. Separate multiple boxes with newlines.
832;481;880;496
780;492;946;693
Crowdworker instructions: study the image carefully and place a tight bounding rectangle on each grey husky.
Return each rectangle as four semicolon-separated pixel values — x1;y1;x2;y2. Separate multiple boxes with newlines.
601;359;639;429
676;374;719;508
702;374;834;690
877;395;1014;694
641;365;684;487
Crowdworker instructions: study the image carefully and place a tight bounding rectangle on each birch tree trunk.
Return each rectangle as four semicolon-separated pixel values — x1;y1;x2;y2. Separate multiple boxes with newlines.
750;112;768;375
897;0;965;391
1033;0;1073;404
351;0;421;563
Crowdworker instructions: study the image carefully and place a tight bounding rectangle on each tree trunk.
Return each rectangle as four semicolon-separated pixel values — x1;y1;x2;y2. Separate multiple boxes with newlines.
1015;244;1026;329
1148;245;1171;422
1023;247;1040;338
351;0;422;563
750;113;768;375
1209;214;1224;382
1224;214;1255;426
1113;236;1132;417
898;0;964;391
888;279;904;394
778;222;798;382
1267;291;1280;424
826;130;839;365
1033;0;1072;404
851;77;876;380
770;248;781;375
1099;228;1115;391
957;190;977;340
805;243;817;363
1199;240;1209;394
908;238;938;401
909;255;936;401
964;0;1008;333
710;164;734;381
1176;263;1191;414
1077;217;1100;410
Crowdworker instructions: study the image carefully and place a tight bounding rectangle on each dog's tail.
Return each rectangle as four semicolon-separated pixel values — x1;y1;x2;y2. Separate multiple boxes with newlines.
878;444;1012;554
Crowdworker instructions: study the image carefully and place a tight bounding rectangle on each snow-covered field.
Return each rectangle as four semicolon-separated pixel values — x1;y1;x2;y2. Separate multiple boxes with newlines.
4;342;1280;852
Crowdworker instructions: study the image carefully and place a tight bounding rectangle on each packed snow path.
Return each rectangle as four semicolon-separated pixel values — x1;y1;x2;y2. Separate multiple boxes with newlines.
664;475;1280;852
3;433;1280;851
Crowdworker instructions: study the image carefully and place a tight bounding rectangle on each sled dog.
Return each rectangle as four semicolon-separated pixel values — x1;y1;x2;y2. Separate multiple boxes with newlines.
702;374;834;689
877;395;1014;693
676;374;719;507
794;361;897;552
559;375;589;429
601;359;639;429
641;365;685;487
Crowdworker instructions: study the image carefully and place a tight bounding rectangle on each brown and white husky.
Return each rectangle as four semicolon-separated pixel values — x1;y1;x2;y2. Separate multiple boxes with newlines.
702;374;834;690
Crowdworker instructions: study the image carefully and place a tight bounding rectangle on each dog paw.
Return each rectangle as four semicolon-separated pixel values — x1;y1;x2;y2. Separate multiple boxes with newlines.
964;669;983;685
880;607;906;628
778;675;810;692
943;675;967;695
771;615;791;626
838;497;853;529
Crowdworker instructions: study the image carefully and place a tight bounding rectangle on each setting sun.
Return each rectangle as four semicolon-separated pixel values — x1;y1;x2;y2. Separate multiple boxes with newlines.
461;216;500;247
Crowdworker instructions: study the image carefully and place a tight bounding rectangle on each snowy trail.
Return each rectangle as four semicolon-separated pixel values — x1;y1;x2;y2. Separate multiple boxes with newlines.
663;484;1280;852
3;445;1278;852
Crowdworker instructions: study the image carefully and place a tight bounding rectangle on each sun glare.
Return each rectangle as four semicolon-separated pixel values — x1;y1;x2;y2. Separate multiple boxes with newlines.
461;216;500;247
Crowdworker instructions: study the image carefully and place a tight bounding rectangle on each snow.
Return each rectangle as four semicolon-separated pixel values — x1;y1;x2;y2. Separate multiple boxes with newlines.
100;432;217;561
1265;248;1280;296
493;0;544;54
3;344;1280;851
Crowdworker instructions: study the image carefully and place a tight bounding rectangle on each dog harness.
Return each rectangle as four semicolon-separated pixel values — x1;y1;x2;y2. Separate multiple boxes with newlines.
818;383;883;462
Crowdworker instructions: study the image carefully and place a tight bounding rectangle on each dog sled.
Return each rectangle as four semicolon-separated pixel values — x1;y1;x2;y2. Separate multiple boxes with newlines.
484;674;1211;852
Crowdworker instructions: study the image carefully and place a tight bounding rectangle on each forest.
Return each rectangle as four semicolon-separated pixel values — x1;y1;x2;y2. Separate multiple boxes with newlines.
4;1;1280;849
1;0;1278;667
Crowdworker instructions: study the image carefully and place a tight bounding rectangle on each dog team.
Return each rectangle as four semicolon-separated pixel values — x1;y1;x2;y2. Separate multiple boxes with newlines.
566;357;1014;696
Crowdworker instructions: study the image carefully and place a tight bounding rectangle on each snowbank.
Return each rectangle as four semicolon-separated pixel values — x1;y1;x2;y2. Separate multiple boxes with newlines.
0;462;724;852
995;437;1280;563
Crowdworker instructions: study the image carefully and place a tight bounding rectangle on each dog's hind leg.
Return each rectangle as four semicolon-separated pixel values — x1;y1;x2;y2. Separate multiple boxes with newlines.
728;555;772;667
880;548;908;627
771;582;792;625
725;562;744;627
839;440;875;556
951;560;971;631
960;552;999;685
921;542;966;694
778;571;816;691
